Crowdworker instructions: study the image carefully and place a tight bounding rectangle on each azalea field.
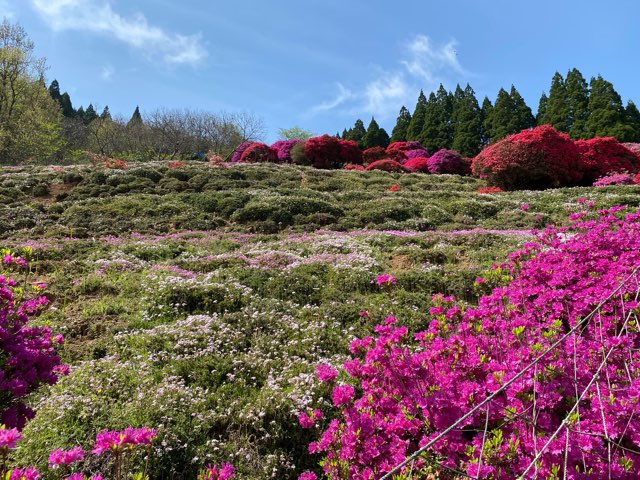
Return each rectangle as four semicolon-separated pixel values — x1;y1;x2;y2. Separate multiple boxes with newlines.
3;159;640;480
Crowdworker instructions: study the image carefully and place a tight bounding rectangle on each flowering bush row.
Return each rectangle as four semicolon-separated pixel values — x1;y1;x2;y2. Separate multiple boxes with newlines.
0;249;65;429
226;127;640;190
0;425;235;480
300;204;640;479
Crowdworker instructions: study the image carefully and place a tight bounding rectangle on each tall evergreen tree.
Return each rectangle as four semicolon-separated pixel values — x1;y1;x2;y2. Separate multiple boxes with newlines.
347;119;367;147
488;86;534;143
565;68;590;139
536;93;548;124
451;84;482;157
84;104;98;124
624;100;640;142
341;128;349;140
59;92;74;118
128;106;143;126
48;80;61;102
487;88;512;142
390;106;411;142
100;106;111;120
419;92;449;152
585;75;627;139
510;86;535;132
407;90;427;141
362;117;390;149
435;84;454;148
540;72;569;131
480;96;493;145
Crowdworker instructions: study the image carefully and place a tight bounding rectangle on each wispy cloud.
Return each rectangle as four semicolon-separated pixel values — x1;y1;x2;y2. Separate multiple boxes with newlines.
309;34;470;121
30;0;207;66
401;35;465;83
100;65;114;81
310;83;354;114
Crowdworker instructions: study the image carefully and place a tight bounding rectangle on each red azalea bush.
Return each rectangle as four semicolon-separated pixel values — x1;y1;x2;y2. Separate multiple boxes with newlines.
338;139;363;165
386;142;424;162
575;137;640;184
304;135;343;169
403;156;430;173
0;249;65;429
472;125;582;190
239;143;278;163
343;164;366;171
592;172;636;186
477;185;504;194
104;158;127;170
362;147;387;165
426;149;466;174
271;140;300;163
364;159;408;173
302;205;640;480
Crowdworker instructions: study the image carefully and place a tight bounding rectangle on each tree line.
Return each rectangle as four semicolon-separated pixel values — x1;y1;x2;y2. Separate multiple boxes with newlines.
340;69;640;157
0;20;265;165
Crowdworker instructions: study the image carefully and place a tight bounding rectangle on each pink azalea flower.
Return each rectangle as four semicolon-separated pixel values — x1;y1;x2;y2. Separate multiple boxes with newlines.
0;427;23;449
48;446;84;467
375;274;396;286
316;364;338;383
331;384;355;407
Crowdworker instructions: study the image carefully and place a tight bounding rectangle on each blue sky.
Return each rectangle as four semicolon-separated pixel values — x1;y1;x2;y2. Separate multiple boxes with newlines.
3;0;640;142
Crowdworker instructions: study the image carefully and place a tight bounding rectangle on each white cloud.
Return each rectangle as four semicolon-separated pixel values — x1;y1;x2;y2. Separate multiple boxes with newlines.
309;34;470;121
402;35;465;83
310;83;354;114
30;0;207;66
363;73;410;117
100;65;114;81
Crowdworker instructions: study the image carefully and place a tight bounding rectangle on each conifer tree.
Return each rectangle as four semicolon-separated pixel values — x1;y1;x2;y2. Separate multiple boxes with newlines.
436;84;454;146
128;106;143;126
451;84;482;157
510;86;535;132
390;106;411;142
419;92;448;152
565;68;590;139
487;87;534;143
407;90;427;140
624;100;640;142
59;92;74;118
48;80;61;102
480;96;493;145
585;75;627;139
362;117;390;149
540;72;569;131
341;128;349;140
100;106;111;120
84;104;98;124
536;93;548;124
347;119;367;147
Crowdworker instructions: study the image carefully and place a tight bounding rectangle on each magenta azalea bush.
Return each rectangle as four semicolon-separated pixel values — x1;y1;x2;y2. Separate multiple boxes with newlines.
301;205;640;479
427;148;466;174
229;141;253;163
593;172;636;186
0;249;65;429
271;140;300;163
